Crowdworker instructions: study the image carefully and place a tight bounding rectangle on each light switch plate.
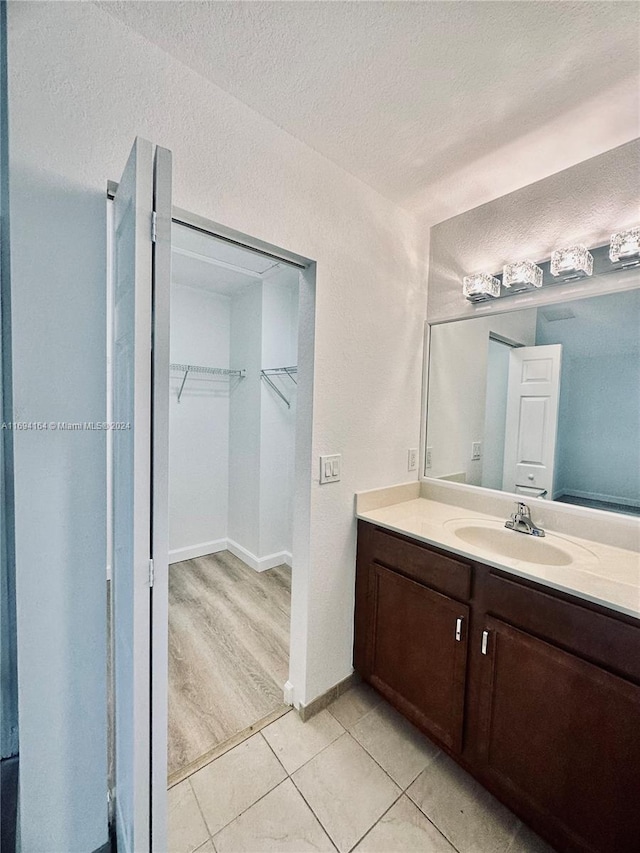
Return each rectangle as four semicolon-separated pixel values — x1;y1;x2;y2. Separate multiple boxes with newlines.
320;454;341;484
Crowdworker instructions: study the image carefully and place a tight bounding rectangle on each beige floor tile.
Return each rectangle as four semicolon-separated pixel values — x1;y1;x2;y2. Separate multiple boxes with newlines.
167;779;210;853
327;683;382;730
194;842;215;853
292;732;400;853
507;822;558;853
190;733;286;836
407;752;520;853
351;701;439;788
214;779;335;853
262;708;344;773
354;795;456;852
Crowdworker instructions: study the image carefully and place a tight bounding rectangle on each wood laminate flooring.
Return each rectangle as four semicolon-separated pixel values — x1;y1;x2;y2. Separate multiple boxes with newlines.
168;551;291;781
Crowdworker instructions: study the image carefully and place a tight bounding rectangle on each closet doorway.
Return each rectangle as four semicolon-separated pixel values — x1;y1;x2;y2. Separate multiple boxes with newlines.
167;220;303;784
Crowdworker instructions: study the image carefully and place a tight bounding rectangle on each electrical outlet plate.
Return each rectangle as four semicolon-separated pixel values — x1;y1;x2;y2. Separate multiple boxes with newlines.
426;447;433;469
471;441;482;461
408;448;418;471
320;454;341;484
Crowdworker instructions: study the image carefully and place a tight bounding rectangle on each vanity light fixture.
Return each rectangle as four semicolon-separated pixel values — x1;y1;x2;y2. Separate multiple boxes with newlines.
462;229;636;304
550;244;593;279
609;227;640;263
502;260;543;291
463;272;500;302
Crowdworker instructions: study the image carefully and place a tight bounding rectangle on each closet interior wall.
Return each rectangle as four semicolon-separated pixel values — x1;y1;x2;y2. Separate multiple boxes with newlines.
169;235;298;571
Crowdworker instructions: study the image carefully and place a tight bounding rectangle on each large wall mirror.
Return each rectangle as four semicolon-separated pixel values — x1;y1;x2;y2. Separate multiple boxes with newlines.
425;287;640;516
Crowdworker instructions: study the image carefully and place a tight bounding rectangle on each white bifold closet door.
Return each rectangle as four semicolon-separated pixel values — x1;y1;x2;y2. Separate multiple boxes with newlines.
112;137;172;853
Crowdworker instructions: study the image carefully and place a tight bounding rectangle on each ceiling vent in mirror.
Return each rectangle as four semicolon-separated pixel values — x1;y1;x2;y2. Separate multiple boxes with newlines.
462;272;500;302
550;245;593;279
609;227;640;263
541;307;576;322
503;260;543;292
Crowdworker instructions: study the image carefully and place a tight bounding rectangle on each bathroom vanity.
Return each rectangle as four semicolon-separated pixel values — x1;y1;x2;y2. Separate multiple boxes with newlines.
354;490;640;853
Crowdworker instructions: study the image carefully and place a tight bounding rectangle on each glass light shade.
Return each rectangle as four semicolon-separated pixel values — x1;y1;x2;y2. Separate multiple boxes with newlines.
503;260;543;290
609;227;640;262
550;245;593;277
463;272;500;301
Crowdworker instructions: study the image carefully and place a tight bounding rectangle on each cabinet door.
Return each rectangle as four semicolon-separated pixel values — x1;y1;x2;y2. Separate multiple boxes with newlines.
367;564;469;752
477;617;640;853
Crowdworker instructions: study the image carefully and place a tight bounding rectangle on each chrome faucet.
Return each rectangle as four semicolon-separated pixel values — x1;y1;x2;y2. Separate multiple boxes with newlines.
505;502;545;537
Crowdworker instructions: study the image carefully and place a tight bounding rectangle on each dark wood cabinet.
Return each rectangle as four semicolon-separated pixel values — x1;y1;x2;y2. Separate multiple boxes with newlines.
354;520;640;853
477;617;640;853
366;563;469;751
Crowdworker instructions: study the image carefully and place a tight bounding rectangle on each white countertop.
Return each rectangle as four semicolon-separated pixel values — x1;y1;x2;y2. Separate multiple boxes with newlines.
356;494;640;621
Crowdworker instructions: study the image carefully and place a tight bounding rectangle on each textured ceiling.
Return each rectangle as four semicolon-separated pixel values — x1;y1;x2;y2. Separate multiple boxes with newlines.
98;1;640;222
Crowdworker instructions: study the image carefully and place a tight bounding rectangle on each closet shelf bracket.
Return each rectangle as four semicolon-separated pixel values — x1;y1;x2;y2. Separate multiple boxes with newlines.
171;363;247;403
260;366;298;409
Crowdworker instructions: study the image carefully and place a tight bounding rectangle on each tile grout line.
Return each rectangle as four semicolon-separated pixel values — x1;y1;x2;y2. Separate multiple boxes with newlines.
179;685;546;853
283;726;403;853
264;699;436;851
262;714;347;775
316;705;460;852
184;690;462;853
193;836;216;853
345;788;405;853
196;732;291;844
259;725;343;852
326;694;438;793
168;704;293;788
285;772;341;853
258;728;292;776
187;774;216;849
404;762;473;853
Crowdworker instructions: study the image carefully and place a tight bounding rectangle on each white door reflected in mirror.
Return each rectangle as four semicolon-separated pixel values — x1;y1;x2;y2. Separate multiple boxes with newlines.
502;344;562;498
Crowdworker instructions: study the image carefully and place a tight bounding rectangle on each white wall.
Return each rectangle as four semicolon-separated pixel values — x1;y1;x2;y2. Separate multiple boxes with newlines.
535;289;640;506
227;283;263;560
482;339;511;491
169;285;231;560
555;354;640;506
427;311;536;484
8;2;422;848
259;271;299;560
170;272;299;567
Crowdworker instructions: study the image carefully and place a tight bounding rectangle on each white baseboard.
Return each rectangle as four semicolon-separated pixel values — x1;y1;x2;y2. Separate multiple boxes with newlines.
227;539;292;572
169;538;292;570
169;539;227;565
283;681;295;706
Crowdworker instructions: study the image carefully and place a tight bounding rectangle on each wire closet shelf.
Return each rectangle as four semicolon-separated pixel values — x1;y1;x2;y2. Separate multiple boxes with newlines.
260;366;298;409
170;363;247;403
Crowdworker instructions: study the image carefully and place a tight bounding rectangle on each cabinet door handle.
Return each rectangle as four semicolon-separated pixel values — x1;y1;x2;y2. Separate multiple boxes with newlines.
481;630;490;655
455;617;463;642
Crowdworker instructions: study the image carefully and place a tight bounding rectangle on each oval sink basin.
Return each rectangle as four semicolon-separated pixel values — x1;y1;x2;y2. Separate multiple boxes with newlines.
443;519;597;567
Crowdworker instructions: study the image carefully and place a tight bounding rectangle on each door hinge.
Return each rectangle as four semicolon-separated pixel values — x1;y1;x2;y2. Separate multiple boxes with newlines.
151;211;157;243
148;558;155;587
